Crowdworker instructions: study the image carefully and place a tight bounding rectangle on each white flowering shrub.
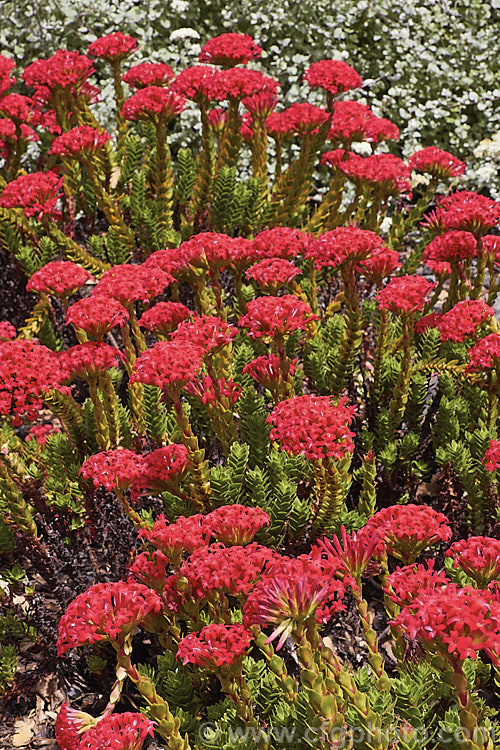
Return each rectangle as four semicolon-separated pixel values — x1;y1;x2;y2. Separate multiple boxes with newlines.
1;0;499;188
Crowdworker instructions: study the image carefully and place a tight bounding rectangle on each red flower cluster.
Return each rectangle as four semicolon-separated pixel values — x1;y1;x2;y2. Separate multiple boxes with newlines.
0;321;16;341
304;59;362;96
80;449;144;492
384;561;451;608
94;263;171;305
138;301;191;335
23;50;94;96
130;444;190;502
139;513;208;563
78;712;155;750
393;585;500;663
251;227;310;260
446;537;500;587
172;232;252;274
130;549;170;590
178;623;252;669
328;101;399;146
0;171;62;219
467;333;500;371
185;374;242;408
66;296;129;339
429;191;500;236
267;395;356;462
130;340;203;392
316;525;380;583
199;33;262;67
208;69;278;102
363;504;452;564
0;55;15;96
0;340;62;419
376;275;435;315
483;439;500;471
306;226;388;271
121;86;185;122
359;248;401;284
171;314;237;355
0;92;41;124
204;504;270;545
436;300;493;343
59;342;122;380
57;580;162;655
243;354;298;395
27;260;92;297
323;151;411;196
50;125;111;157
26;423;60;446
422;230;477;269
123;62;175;88
279;103;331;136
171;66;216;103
88;32;138;63
243;90;278;117
238;295;318;339
246;258;301;290
408;146;466;179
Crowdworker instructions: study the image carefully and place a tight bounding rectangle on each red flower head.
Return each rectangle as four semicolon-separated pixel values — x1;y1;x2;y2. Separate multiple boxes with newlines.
171;66;217;103
280;102;331;137
0;55;15;96
243;354;298;398
359;248;401;285
306;226;389;271
0;171;62;219
208;107;228;134
376;275;435;316
174;232;251;274
267;395;356;463
251;227;311;261
177;623;253;670
422;230;477;266
384;560;452;608
208;68;278;102
467;333;500;371
170;314;237;357
0;321;16;341
0;93;40;125
123;62;175;88
59;342;122;381
78;712;155;750
316;525;380;584
428;191;500;236
203;504;270;546
121;86;185;123
266;110;297;141
80;449;144;493
130;340;204;393
66;296;129;339
392;586;500;664
88;32;138;63
130;444;190;503
138;301;191;335
484;234;500;264
446;537;500;588
243;89;278;118
408;146;466;179
185;374;242;408
26;261;93;298
328;100;399;147
246;258;301;292
0;340;63;420
332;152;412;197
57;580;162;655
26;423;60;446
139;513;208;566
415;312;443;336
436;300;494;343
238;295;318;340
130;549;170;591
483;439;500;471
23;50;94;98
363;504;452;565
55;703;96;750
243;555;345;648
304;59;362;97
199;33;262;67
93;263;172;306
0;119;38;157
50;125;111;157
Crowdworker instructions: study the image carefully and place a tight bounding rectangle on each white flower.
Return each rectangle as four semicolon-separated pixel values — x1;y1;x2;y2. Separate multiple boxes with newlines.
380;216;393;234
171;0;189;11
170;28;201;42
475;165;496;182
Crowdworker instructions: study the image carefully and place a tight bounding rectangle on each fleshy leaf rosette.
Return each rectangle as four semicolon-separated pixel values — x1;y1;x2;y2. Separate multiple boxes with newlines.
57;580;163;655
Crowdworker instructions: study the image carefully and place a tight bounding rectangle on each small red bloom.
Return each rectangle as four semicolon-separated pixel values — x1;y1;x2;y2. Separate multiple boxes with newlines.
243;90;278;118
376;275;435;315
171;66;217;103
323;152;411;196
78;712;155;750
0;171;62;219
446;537;500;587
0;93;40;125
359;248;401;284
427;191;500;236
130;444;190;503
246;258;301;291
139;513;208;565
208;68;278;102
173;232;252;274
0;321;16;341
363;504;452;565
384;560;452;608
185;374;242;408
121;87;185;123
483;439;500;471
328;100;399;147
238;295;318;340
467;333;500;371
408;146;466;179
0;340;63;419
55;703;96;750
423;230;477;265
80;449;144;493
23;50;94;96
304;59;362;97
0;55;15;96
50;125;110;157
316;525;380;583
57;580;162;655
267;395;356;463
26;423;60;446
138;301;191;335
251;227;311;261
178;623;253;669
66;296;129;339
306;226;389;271
88;32;138;63
203;504;270;546
59;342;122;381
93;264;172;305
123;62;175;88
436;300;494;343
27;261;93;297
199;33;262;67
171;314;237;355
415;312;443;336
130;340;204;392
243;354;298;398
130;549;170;591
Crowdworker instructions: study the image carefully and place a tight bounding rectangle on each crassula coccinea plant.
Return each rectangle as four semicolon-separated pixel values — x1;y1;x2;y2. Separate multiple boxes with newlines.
0;29;500;750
